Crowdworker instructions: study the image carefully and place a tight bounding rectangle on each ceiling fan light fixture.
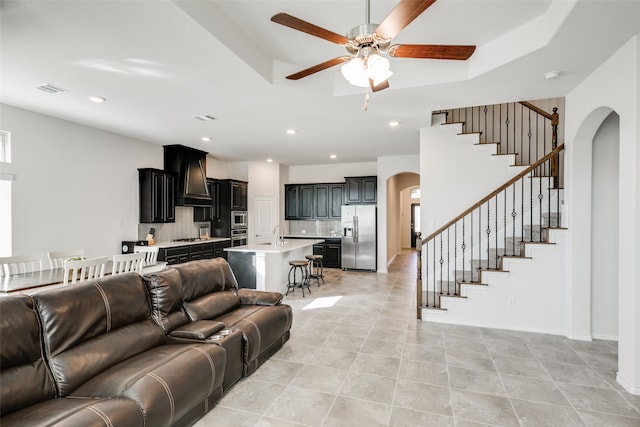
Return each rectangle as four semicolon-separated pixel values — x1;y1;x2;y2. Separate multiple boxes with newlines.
341;57;370;87
367;54;393;85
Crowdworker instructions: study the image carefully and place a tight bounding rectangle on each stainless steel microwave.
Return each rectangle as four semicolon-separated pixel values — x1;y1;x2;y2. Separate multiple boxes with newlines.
231;211;247;229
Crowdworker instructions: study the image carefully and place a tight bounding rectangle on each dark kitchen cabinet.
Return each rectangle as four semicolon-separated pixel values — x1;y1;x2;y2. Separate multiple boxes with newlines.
311;238;341;268
194;179;218;222
285;183;344;220
159;246;190;265
231;181;248;211
329;184;344;219
325;239;342;268
139;168;175;223
299;185;314;219
214;240;231;259
345;176;377;204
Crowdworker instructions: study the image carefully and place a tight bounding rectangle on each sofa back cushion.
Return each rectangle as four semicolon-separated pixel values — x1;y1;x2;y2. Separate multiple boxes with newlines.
175;258;241;321
143;267;189;332
33;273;165;396
0;294;57;416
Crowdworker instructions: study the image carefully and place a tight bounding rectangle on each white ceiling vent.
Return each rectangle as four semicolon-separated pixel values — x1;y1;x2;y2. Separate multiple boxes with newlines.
35;83;67;94
193;115;216;121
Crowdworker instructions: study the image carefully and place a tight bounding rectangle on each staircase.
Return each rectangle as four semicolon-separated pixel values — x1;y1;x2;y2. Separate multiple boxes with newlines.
417;101;568;333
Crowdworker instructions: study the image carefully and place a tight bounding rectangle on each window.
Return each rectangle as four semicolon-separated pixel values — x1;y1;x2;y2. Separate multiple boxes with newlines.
0;130;10;163
0;130;12;256
410;187;420;199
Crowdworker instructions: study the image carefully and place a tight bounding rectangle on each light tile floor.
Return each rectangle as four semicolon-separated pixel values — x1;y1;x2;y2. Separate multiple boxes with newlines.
194;250;640;427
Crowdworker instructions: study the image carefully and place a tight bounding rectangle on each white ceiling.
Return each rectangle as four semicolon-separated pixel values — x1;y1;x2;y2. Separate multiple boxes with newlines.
2;0;639;165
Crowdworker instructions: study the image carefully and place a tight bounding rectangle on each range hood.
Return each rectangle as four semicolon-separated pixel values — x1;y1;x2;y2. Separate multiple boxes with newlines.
163;144;212;207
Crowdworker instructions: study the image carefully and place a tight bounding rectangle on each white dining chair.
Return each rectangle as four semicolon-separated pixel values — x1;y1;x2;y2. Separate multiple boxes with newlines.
62;256;107;285
134;245;159;266
0;254;45;277
112;252;146;275
47;250;85;269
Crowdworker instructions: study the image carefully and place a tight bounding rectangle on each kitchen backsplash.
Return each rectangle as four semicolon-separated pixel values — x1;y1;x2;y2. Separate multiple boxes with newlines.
287;220;341;237
138;207;208;242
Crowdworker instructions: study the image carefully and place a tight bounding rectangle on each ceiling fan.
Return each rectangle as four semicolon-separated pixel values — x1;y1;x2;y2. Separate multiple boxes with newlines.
271;0;476;92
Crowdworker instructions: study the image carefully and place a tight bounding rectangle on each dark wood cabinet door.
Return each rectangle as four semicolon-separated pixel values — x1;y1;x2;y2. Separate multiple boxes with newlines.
325;243;341;268
362;177;377;203
139;168;175;223
285;185;300;219
345;178;362;204
314;185;329;219
299;185;315;219
231;181;247;211
329;184;344;218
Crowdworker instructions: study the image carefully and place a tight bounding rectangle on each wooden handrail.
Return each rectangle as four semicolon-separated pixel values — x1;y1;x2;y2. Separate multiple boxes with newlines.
519;101;553;120
422;144;565;244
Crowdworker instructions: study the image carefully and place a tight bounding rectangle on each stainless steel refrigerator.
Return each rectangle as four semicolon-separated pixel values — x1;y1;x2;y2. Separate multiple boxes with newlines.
341;205;377;271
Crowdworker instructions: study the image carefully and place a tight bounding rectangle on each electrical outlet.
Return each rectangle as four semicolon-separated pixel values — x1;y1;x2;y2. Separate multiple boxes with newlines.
507;297;516;308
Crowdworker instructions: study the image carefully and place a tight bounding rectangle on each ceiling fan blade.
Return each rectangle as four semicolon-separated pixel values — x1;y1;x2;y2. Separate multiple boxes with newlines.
370;79;390;92
388;44;476;60
286;56;351;80
271;13;350;45
375;0;436;40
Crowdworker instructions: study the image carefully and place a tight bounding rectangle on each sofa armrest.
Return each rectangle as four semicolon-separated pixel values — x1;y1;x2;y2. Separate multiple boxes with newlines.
169;320;226;340
238;288;283;306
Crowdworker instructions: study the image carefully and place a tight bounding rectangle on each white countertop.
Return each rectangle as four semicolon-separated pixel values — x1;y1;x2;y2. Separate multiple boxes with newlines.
152;237;230;249
225;239;324;254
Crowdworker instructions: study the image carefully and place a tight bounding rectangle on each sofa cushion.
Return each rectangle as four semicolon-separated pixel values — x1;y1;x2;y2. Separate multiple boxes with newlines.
70;343;226;427
0;397;144;427
214;304;293;372
176;258;239;299
32;272;165;396
144;267;189;332
0;294;57;416
183;289;241;321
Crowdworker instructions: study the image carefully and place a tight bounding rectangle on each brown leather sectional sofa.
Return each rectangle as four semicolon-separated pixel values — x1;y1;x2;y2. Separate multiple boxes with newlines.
0;258;292;426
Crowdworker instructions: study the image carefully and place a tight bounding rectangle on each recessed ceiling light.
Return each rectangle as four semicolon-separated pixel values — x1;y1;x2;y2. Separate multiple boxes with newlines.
201;137;212;142
89;96;106;103
286;129;297;135
330;154;337;159
544;70;560;80
389;120;400;127
266;158;273;163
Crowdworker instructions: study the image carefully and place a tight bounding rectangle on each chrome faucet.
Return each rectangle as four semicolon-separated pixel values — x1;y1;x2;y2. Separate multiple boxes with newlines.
272;225;283;245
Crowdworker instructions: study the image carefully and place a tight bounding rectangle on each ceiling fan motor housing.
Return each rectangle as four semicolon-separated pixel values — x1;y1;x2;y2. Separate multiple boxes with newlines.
345;24;391;54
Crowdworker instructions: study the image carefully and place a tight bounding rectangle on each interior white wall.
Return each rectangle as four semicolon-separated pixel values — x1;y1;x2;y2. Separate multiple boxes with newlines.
1;103;162;258
421;114;525;235
288;162;376;183
565;35;639;394
377;155;420;273
247;161;281;244
591;112;620;340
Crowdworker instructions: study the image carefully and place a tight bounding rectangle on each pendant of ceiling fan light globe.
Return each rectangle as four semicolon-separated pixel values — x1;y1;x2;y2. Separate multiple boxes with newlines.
341;57;370;87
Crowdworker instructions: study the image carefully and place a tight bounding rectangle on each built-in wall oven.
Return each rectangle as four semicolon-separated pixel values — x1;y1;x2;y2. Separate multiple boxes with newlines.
231;211;248;229
231;228;247;246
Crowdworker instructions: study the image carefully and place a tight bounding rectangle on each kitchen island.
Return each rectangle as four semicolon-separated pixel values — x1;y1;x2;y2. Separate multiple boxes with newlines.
225;239;323;293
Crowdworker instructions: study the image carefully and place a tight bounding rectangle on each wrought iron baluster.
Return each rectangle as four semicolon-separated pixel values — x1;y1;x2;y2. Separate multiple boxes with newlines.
446;228;450;295
461;217;466;286
505;102;510;156
439;234;444;298
512;182;517;256
454;223;457;295
486;201;491;270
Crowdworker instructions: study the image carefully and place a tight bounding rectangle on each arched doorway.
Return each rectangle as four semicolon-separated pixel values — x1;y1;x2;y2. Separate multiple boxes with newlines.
386;172;419;265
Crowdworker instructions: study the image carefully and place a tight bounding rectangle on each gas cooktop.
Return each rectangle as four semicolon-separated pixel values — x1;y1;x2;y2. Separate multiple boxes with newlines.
173;238;204;242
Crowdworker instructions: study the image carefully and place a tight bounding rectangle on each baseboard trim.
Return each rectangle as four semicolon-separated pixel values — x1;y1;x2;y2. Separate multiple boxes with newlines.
420;316;567;337
591;333;618;341
616;373;640;396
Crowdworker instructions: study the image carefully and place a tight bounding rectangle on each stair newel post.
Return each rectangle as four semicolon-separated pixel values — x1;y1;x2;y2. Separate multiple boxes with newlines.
416;232;423;319
551;107;560;188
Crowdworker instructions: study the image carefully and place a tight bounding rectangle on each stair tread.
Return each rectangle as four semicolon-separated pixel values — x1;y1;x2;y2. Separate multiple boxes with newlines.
458;131;483;136
474;142;499;146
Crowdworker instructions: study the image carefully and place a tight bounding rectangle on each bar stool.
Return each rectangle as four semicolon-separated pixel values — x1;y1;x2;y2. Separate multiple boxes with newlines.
286;260;311;297
305;254;324;287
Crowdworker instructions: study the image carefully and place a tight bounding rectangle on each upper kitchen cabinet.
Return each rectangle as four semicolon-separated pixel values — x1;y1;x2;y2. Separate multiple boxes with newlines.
345;176;377;204
231;181;248;211
285;183;344;220
193;178;218;222
285;184;314;220
285;185;300;220
139;168;175;223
